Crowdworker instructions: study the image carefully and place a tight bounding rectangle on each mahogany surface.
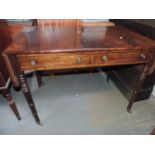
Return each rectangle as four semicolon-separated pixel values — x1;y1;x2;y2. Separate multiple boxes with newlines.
3;25;155;124
4;25;155;54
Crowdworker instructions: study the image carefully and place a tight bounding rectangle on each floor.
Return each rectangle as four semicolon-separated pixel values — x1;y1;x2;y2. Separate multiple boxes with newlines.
0;71;155;135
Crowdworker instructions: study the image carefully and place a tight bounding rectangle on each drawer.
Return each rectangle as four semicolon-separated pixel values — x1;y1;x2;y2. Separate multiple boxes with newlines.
94;51;150;65
17;53;92;70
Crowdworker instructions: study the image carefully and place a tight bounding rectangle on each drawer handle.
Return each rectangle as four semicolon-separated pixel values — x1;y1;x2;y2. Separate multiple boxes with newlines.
30;60;37;65
102;55;109;62
76;57;82;64
140;54;146;60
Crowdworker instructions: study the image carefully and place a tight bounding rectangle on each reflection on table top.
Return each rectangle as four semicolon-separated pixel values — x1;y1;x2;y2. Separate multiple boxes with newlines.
4;25;155;54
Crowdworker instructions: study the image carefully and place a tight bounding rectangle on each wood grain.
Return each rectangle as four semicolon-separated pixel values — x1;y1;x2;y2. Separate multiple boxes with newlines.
37;19;82;26
4;25;155;55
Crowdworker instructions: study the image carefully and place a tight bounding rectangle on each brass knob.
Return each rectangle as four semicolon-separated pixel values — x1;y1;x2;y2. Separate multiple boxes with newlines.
76;57;82;64
140;54;146;60
120;36;124;40
102;55;109;62
30;60;36;65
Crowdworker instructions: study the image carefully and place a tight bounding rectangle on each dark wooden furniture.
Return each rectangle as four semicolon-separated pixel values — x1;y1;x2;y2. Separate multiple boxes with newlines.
0;20;21;120
7;20;44;87
108;65;155;101
3;25;155;124
108;20;155;102
35;20;115;79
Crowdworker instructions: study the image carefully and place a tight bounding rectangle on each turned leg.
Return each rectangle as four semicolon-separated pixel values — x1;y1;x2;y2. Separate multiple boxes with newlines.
18;73;41;125
51;70;55;79
1;89;21;120
127;64;149;113
106;70;112;82
35;71;44;87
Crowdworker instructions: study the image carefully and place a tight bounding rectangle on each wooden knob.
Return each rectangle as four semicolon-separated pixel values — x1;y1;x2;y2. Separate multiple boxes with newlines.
102;55;109;62
30;60;36;65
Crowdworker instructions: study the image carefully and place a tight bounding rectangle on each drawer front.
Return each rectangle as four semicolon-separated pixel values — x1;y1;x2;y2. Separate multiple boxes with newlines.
94;51;150;65
17;53;92;70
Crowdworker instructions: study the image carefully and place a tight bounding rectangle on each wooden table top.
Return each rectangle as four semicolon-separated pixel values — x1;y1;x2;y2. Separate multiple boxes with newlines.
4;25;155;55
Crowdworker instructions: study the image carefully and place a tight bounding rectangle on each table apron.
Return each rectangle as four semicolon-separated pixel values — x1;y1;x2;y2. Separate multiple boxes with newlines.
16;51;151;71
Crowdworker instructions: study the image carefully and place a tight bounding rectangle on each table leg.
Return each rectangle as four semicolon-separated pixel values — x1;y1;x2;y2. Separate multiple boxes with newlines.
51;70;55;79
106;70;112;82
18;73;41;125
127;64;149;113
1;89;21;120
35;71;45;87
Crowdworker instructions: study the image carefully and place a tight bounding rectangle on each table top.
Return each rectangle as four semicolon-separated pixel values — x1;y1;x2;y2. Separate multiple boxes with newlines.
4;25;155;55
